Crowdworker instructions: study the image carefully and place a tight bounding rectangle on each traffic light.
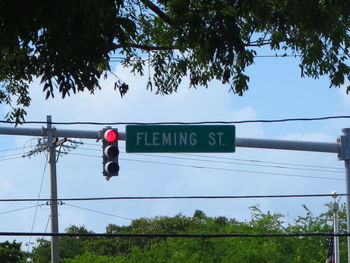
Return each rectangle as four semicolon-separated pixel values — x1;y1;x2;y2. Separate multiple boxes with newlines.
102;128;119;179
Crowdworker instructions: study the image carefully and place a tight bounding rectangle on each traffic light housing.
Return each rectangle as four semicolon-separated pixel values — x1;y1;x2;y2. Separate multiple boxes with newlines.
102;128;119;179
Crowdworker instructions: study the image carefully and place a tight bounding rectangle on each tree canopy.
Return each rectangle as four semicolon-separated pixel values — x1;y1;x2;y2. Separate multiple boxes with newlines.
1;0;350;121
27;204;347;263
0;240;26;263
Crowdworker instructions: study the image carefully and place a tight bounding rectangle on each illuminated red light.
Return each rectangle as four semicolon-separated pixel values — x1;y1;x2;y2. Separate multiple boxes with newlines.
104;129;118;143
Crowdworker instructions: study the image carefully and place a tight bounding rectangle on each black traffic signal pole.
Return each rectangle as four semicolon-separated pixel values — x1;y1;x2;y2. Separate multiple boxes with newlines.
1;116;350;262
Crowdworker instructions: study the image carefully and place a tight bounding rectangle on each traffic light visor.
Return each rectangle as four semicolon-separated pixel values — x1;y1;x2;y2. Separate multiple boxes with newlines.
104;129;118;142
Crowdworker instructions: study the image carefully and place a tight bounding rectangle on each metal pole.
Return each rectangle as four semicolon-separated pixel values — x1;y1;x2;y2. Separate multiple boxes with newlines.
47;116;59;263
345;158;350;263
333;191;340;263
235;137;339;153
339;128;350;263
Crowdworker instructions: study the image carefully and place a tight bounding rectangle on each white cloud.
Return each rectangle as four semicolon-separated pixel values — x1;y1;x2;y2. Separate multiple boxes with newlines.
2;65;270;229
25;64;262;125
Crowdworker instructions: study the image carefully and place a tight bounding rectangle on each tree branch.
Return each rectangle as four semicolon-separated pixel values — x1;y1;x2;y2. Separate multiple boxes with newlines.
140;0;173;26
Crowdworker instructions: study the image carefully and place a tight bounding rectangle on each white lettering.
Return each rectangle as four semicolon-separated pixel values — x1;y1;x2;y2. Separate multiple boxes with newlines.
145;132;152;146
135;131;204;147
179;133;187;146
208;132;216;146
189;133;197;146
136;132;144;146
217;132;224;146
153;132;160;146
163;132;172;146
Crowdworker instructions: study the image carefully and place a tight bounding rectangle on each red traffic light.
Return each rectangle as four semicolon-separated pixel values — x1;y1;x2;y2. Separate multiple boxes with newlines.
104;129;118;143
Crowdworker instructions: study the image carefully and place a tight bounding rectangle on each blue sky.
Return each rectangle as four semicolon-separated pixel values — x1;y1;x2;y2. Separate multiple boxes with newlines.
0;53;348;249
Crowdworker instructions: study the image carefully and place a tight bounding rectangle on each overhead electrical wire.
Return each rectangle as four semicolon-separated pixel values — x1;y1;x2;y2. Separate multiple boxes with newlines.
0;231;347;238
0;144;45;162
0;156;25;162
6;136;341;179
83;142;343;171
0;146;29;153
121;158;343;181
27;154;49;252
109;53;348;63
108;53;305;62
0;116;346;239
66;152;343;181
0;193;346;203
122;153;342;174
64;203;132;221
0;147;47;162
44;216;50;234
177;153;343;171
78;144;342;172
0;152;26;159
1;115;350;125
75;145;342;174
0;205;43;215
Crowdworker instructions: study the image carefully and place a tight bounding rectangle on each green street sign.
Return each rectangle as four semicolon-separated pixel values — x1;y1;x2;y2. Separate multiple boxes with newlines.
126;125;235;153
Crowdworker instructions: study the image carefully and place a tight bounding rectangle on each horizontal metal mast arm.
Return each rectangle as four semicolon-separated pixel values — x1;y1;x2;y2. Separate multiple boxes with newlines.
53;130;126;140
236;137;340;153
53;129;101;140
0;127;339;153
0;127;44;137
0;127;126;140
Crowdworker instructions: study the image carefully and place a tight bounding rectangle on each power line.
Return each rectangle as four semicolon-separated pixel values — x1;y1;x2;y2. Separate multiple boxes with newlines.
0;231;346;238
78;144;342;172
64;203;132;221
83;142;343;171
178;153;343;171
2;115;350;125
0;205;42;215
109;53;348;65
0;156;24;162
121;158;344;181
76;146;342;174
0;145;46;161
109;53;304;62
0;193;347;203
67;152;343;181
44;216;50;234
0;152;25;159
27;154;49;252
0;146;29;153
126;153;342;174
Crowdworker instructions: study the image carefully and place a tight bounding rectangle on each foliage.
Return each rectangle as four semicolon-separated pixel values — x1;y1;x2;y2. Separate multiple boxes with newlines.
61;252;123;263
0;240;27;263
29;204;347;263
1;0;350;122
30;239;50;263
31;225;95;263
